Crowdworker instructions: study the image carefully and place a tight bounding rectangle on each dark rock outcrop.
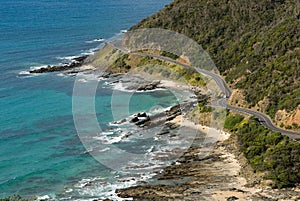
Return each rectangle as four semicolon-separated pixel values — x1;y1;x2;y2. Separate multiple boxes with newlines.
130;116;139;123
137;81;161;91
227;196;239;201
29;55;88;73
166;105;182;117
130;112;151;126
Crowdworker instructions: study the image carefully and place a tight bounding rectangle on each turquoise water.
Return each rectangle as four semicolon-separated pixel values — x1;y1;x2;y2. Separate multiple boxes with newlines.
0;0;177;199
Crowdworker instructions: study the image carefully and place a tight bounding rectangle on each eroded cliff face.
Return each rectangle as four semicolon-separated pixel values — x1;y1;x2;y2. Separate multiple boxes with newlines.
228;89;249;108
228;88;300;132
275;106;300;130
229;91;271;114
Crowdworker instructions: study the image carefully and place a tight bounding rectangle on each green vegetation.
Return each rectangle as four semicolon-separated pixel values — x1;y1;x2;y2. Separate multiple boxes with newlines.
161;51;179;60
197;101;213;113
89;43;205;87
120;54;206;87
132;1;300;188
186;97;228;128
224;114;244;131
102;46;206;87
131;0;300;118
111;54;131;72
226;115;300;188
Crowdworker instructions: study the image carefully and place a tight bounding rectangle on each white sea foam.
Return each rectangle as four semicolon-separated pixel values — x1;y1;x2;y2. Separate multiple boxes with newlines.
105;79;168;94
109;120;128;127
37;195;51;201
97;147;111;153
148;105;171;116
101;131;114;135
18;70;30;75
85;38;105;43
31;65;48;70
18;65;49;76
72;174;148;201
56;47;97;62
105;81;130;92
81;48;99;56
76;73;103;82
78;78;88;83
57;73;70;78
93;132;127;144
146;145;155;153
64;130;176;200
65;188;73;193
75;177;103;189
57;55;78;61
71;176;136;201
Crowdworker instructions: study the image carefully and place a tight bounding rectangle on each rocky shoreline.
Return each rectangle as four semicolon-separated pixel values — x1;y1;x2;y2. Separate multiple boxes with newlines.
29;55;88;73
103;77;300;200
26;49;300;201
114;131;300;201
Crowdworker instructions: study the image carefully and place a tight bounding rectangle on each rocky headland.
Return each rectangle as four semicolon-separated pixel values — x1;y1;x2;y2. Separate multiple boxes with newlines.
29;55;88;74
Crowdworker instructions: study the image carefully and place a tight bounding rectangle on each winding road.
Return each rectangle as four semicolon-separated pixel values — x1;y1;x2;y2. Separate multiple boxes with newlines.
110;42;300;139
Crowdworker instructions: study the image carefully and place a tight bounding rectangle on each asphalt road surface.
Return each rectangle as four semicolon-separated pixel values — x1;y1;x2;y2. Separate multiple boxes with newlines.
110;42;300;139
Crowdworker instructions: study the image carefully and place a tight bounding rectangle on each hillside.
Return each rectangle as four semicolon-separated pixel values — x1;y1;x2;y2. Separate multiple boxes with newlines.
130;0;300;129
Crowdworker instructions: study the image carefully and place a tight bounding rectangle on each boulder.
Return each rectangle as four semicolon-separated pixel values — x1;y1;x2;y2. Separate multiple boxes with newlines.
130;116;139;123
137;112;147;118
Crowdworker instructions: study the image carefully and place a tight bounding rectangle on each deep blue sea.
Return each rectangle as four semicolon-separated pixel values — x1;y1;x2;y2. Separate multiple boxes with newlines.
0;1;180;200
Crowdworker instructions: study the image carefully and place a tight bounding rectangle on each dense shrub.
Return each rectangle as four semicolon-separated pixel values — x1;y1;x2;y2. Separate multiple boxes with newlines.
161;51;179;60
224;114;244;131
227;115;300;188
132;0;300;117
197;102;213;113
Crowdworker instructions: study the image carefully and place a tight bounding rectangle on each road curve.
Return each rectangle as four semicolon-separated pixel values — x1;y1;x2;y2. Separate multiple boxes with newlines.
142;53;300;139
109;42;300;139
216;98;300;139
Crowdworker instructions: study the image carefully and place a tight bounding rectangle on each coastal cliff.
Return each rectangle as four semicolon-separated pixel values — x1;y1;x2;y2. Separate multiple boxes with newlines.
130;0;300;131
114;0;300;200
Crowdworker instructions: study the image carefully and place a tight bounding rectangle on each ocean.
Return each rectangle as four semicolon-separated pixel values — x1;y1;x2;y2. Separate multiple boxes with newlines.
0;0;187;200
